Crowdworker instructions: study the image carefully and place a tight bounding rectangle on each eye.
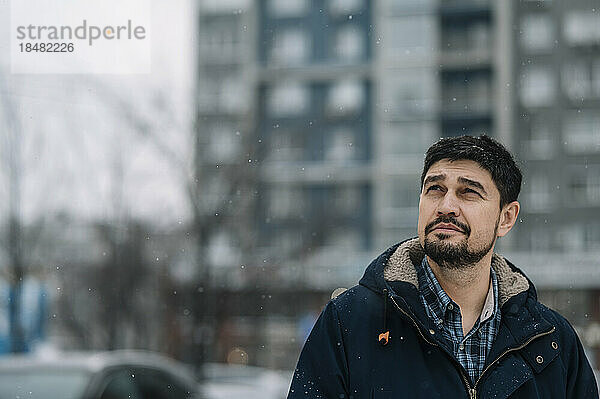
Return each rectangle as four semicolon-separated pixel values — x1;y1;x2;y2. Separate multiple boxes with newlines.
426;185;443;193
464;188;482;197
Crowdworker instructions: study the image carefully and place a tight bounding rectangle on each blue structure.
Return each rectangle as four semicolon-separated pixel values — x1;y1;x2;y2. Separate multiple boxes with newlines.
0;278;47;354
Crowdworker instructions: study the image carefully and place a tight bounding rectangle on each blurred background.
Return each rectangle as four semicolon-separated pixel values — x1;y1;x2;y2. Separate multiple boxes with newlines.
0;0;600;393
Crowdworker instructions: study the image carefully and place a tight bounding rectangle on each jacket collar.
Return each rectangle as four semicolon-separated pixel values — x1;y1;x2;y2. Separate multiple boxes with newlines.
359;238;531;306
383;238;531;308
358;238;554;349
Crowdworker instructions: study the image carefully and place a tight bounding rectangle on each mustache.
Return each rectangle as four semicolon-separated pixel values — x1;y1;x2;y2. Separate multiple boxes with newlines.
425;216;470;236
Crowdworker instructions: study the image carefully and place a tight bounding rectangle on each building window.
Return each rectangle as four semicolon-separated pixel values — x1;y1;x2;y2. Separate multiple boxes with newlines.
268;130;305;161
469;22;490;51
593;58;600;97
208;231;240;268
522;114;554;159
442;78;466;113
562;61;590;101
385;15;436;57
269;186;305;218
383;68;437;117
523;174;552;211
386;178;420;209
384;122;436;156
557;225;585;253
442;73;491;113
332;25;365;62
202;0;249;13
529;227;552;252
266;82;310;117
519;65;555;107
443;21;490;53
331;186;361;216
267;0;309;17
270;28;311;66
220;78;249;113
584;223;600;250
568;165;600;206
325;80;365;116
520;13;554;51
198;74;248;114
387;0;436;11
563;11;600;46
470;75;491;112
562;111;600;154
207;124;240;162
325;227;362;248
327;0;364;16
272;228;304;255
325;127;356;161
204;176;226;210
200;20;240;60
563;57;600;100
198;81;218;112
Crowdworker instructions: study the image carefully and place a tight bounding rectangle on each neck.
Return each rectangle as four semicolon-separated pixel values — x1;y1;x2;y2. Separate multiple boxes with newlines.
426;252;493;334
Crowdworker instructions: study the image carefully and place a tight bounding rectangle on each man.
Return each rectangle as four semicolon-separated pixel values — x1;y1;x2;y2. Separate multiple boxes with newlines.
288;136;598;398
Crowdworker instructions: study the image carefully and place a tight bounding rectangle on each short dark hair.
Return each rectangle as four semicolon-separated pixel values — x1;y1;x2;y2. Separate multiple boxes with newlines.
420;135;522;209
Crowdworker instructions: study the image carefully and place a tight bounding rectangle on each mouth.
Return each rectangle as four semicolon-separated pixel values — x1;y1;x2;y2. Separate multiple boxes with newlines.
431;223;464;234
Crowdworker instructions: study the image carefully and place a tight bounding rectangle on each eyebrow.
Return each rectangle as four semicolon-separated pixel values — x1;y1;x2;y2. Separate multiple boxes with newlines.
423;174;489;197
457;177;488;196
423;174;446;186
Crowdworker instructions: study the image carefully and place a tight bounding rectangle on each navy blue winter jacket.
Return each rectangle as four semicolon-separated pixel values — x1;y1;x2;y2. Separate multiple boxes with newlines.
288;238;599;399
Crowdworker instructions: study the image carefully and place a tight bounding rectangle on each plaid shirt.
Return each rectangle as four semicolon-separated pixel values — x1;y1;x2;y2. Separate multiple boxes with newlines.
416;257;500;385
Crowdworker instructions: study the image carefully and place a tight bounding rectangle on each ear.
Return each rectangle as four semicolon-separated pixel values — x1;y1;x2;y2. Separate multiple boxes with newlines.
497;201;520;237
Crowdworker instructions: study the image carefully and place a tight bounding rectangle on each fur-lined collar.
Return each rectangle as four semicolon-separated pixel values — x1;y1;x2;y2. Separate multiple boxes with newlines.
383;238;529;308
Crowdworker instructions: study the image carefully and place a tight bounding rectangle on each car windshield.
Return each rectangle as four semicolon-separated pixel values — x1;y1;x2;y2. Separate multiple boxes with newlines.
0;369;91;399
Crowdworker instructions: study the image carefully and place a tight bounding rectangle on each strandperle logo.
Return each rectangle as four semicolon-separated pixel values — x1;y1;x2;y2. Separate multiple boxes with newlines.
16;20;146;46
11;0;151;74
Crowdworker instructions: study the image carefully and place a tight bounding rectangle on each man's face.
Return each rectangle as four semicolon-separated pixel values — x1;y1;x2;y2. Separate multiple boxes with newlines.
417;159;502;269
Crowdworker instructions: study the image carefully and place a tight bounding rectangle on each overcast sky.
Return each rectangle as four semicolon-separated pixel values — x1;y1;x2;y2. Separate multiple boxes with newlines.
0;0;196;227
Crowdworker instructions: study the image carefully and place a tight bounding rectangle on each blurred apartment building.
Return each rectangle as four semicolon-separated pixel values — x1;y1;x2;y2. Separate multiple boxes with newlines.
196;0;600;369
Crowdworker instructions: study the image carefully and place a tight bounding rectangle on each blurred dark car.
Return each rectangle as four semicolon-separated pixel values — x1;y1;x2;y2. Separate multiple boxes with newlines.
0;350;199;399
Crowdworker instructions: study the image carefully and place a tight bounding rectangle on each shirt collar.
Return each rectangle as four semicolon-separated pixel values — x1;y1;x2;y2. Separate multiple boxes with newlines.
418;256;498;323
480;264;499;323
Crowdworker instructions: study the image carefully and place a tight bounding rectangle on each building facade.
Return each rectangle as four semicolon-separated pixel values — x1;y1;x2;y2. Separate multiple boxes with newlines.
196;0;600;369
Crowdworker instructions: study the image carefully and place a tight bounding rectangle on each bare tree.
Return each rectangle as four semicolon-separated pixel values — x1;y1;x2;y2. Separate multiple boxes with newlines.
0;72;26;353
85;79;261;368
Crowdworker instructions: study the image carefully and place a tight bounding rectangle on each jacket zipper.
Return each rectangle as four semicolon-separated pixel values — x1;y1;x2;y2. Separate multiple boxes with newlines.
389;295;475;395
388;294;555;399
471;326;556;393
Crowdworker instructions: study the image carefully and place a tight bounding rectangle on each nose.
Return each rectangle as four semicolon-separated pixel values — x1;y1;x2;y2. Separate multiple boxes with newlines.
437;191;460;217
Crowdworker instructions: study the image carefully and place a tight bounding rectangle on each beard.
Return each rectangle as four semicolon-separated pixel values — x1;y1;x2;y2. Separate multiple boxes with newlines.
423;215;498;270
